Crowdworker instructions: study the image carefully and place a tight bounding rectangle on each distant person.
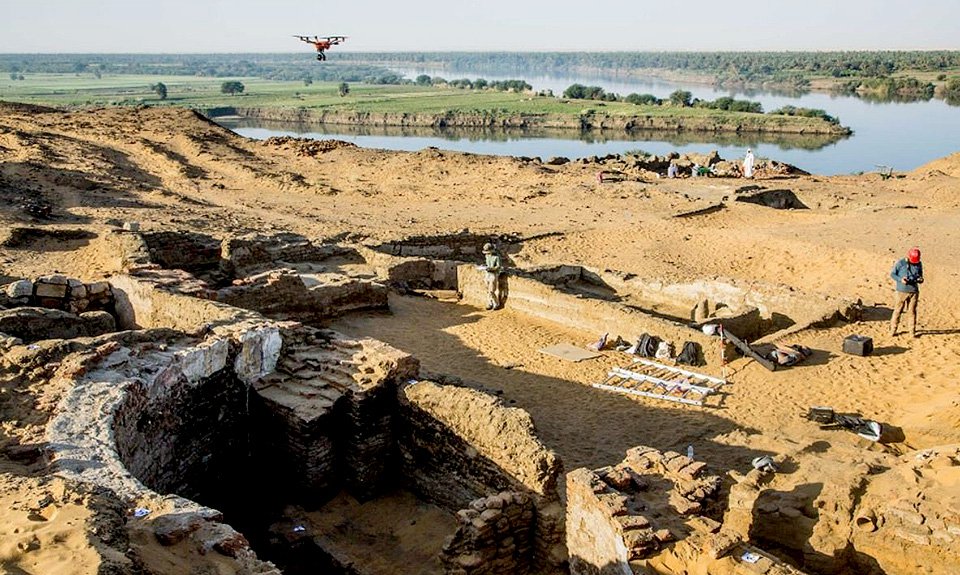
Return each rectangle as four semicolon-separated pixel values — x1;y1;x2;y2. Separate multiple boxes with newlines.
667;161;678;178
743;149;756;178
481;242;504;310
691;163;700;177
889;247;924;338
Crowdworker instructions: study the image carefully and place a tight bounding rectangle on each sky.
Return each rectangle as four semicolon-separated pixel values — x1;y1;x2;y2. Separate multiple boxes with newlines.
1;0;958;53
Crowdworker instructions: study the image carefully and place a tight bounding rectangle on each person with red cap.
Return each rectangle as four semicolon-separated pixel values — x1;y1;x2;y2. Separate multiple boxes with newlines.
890;247;924;337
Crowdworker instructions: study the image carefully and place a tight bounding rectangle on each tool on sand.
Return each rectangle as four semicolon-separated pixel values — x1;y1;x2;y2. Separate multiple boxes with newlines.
722;328;777;372
804;406;883;442
594;358;726;406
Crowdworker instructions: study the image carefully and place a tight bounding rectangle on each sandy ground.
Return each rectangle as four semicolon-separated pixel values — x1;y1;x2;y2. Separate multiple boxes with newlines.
2;102;960;573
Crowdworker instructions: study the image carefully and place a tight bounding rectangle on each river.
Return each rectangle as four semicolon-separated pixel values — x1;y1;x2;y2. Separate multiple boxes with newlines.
216;68;960;176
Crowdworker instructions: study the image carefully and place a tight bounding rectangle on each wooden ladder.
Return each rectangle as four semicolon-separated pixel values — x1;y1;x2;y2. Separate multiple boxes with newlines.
593;358;727;406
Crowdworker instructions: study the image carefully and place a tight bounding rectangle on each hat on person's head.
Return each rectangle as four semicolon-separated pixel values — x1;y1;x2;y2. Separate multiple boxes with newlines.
907;247;921;264
482;242;495;254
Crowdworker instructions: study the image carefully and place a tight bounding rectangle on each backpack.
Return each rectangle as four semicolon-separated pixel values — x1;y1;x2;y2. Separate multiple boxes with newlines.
676;341;705;366
637;333;660;358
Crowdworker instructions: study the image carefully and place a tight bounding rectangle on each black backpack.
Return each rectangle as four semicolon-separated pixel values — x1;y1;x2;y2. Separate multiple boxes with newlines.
676;341;704;366
638;333;660;358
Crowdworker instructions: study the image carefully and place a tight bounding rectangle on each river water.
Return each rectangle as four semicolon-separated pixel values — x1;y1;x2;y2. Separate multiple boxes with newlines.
216;68;960;176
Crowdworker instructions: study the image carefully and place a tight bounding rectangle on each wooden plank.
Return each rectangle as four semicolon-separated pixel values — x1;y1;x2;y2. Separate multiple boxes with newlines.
539;343;603;362
721;329;777;372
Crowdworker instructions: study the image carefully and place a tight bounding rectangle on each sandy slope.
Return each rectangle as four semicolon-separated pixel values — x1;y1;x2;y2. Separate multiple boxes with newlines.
2;103;960;573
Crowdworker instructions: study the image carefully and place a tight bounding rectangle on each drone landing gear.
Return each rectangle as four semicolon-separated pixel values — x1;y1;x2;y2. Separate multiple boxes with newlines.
316;52;326;61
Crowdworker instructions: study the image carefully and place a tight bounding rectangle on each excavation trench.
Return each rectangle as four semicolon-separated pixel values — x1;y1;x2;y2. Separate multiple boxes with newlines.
37;230;862;575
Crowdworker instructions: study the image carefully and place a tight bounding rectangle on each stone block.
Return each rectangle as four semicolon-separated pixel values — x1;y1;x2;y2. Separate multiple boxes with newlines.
665;453;693;473
70;284;88;298
154;513;205;545
479;508;501;522
702;530;741;559
653;528;674;542
603;466;634;490
670;492;702;515
597;492;631;516
680;461;708;478
688;516;722;533
38;274;69;285
34;283;68;298
615;515;651;530
87;281;111;296
888;506;925;526
177;338;229;384
234;326;282;383
212;531;249;558
892;525;931;546
5;279;33;298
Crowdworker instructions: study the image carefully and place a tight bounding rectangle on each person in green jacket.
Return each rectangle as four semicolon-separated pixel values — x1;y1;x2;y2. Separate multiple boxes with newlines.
481;243;504;310
890;247;924;337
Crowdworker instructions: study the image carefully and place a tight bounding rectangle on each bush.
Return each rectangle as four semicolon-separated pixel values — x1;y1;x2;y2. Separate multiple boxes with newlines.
770;105;839;124
151;82;167;100
338;82;350;97
669;89;692;107
625;93;661;105
220;80;245;95
563;83;606;100
945;78;960;105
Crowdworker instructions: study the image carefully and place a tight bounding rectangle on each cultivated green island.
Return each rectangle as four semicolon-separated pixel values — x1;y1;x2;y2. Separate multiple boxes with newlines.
0;72;850;136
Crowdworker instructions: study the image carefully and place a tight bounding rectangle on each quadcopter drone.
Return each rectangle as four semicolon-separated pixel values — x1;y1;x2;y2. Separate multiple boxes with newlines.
293;35;347;61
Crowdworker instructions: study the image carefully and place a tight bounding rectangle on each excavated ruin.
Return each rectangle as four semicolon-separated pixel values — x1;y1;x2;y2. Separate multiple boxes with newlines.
3;226;956;575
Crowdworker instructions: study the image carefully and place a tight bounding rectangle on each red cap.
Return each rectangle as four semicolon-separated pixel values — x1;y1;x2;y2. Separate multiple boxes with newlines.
907;247;921;264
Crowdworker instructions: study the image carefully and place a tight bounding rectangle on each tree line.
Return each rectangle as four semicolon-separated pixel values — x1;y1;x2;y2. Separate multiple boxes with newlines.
414;74;532;92
340;51;960;80
560;84;836;122
0;53;401;84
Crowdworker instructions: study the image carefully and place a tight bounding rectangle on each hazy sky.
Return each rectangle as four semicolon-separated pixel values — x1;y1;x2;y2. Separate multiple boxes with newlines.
1;0;958;53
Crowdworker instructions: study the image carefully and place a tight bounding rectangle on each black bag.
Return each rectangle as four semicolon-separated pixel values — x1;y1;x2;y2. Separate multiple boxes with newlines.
638;333;660;358
676;341;705;366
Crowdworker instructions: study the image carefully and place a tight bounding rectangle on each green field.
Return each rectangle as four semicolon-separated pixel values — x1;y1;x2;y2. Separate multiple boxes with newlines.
0;73;845;132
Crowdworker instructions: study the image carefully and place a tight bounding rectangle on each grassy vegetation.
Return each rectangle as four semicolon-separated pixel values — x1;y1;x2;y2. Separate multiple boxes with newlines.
0;73;848;133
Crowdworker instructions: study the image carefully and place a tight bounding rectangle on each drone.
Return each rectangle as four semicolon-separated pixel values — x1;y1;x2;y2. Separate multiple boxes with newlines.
293;35;347;61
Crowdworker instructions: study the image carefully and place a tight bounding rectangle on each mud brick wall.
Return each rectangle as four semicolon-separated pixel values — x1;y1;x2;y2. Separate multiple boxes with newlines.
566;446;722;575
305;277;389;321
4;274;115;315
370;233;490;260
113;367;249;502
849;447;960;575
397;381;566;573
592;270;860;342
215;270;388;323
221;233;326;274
251;327;418;505
382;258;460;290
441;492;535;575
142;231;223;273
0;307;115;342
338;384;401;500
109;273;249;332
458;265;724;366
251;390;340;504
